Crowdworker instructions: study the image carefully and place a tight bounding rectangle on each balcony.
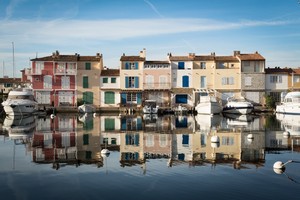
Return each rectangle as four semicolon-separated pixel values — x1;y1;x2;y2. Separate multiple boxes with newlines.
143;82;171;90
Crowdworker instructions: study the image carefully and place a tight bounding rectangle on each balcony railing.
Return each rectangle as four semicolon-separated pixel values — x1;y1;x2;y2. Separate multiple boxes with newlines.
143;82;171;90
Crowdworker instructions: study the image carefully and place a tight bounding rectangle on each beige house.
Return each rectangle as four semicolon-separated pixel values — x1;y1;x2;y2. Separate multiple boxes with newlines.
76;53;103;107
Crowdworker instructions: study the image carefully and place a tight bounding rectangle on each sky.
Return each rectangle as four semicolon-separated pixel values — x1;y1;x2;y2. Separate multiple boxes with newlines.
0;0;300;77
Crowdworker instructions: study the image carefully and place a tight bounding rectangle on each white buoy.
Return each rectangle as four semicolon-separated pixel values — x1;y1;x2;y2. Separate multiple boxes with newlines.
283;131;290;138
101;149;110;157
50;114;55;119
93;113;96;118
247;134;254;142
211;135;220;143
273;161;285;169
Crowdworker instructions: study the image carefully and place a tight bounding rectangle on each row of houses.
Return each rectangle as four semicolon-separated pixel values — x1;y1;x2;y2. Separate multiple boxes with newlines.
3;49;299;111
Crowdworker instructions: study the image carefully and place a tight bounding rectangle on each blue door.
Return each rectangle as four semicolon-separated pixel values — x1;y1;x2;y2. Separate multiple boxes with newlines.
175;94;188;104
182;76;189;87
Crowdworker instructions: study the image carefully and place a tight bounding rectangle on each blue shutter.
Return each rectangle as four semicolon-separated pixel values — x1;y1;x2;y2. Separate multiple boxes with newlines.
137;92;142;105
182;76;189;87
121;93;126;104
125;77;129;88
182;135;189;145
135;77;139;88
135;62;138;69
134;134;139;146
137;117;142;130
125;62;129;69
121;118;127;130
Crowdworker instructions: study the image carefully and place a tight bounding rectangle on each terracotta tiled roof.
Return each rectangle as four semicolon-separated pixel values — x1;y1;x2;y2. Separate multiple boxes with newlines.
101;69;120;76
31;54;102;62
265;67;293;74
194;55;215;61
0;78;22;83
144;61;170;64
237;53;265;61
292;68;300;75
215;56;239;62
171;88;194;94
169;56;194;61
120;56;145;61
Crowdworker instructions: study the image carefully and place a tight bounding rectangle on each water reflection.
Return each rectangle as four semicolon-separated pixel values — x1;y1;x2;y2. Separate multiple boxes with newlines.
1;113;300;171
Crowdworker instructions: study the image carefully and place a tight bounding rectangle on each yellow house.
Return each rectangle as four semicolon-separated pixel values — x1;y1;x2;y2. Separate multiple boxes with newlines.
76;53;103;107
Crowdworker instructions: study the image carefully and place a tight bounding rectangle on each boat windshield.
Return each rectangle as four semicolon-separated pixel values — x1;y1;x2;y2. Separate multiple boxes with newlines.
8;95;35;101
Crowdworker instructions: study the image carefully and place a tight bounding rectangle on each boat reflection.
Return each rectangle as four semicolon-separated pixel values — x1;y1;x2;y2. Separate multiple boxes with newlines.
1;113;299;171
276;113;300;136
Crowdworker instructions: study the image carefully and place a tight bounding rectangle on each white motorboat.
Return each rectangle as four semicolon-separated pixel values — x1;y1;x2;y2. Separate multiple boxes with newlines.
195;93;222;115
143;100;159;114
78;103;96;113
3;115;36;138
276;113;300;135
1;88;38;116
222;96;254;115
276;92;300;114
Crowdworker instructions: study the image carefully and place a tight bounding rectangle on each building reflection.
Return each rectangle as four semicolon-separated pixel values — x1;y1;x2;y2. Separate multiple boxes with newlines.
1;113;300;171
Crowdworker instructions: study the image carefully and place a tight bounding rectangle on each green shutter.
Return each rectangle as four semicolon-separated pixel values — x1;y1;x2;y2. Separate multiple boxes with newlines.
104;91;115;104
83;134;89;145
103;77;108;83
83;91;93;104
85;63;91;70
105;118;115;131
83;76;89;88
111;77;116;83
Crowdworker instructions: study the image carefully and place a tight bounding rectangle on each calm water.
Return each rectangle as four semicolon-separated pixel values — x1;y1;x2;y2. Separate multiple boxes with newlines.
0;113;300;200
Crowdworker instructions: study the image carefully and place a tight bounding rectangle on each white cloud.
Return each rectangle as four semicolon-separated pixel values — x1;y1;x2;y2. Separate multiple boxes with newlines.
0;17;294;46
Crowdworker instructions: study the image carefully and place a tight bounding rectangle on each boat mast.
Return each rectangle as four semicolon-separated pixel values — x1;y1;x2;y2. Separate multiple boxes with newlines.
12;42;15;80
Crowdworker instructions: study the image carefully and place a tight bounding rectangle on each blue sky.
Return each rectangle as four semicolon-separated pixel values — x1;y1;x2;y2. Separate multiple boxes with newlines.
1;0;300;77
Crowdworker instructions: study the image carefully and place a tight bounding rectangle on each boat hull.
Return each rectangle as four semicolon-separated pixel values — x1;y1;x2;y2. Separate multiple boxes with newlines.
2;101;38;116
222;106;253;115
276;103;300;114
196;102;222;115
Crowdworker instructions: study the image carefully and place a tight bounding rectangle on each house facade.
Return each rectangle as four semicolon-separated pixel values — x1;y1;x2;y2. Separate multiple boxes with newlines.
30;51;103;107
143;60;171;107
119;50;145;110
169;53;194;110
100;68;120;110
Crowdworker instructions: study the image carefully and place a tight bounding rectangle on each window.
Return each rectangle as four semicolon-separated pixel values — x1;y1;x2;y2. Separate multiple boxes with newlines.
103;77;108;83
125;76;139;88
57;63;65;73
83;76;89;88
182;135;189;146
270;75;282;83
104;91;115;104
218;62;225;69
83;134;89;145
125;133;140;146
85;63;91;70
83;91;93;104
111;138;117;145
125;62;138;69
200;76;206;88
182;75;189;87
222;137;234;145
243;61;250;66
222;77;234;85
245;77;252;86
178;62;185;69
146;75;154;88
200;62;206;69
127;93;137;102
270;92;281;103
4;83;12;87
175;94;188;104
43;75;52;89
105;118;115;131
111;77;116;83
61;76;70;89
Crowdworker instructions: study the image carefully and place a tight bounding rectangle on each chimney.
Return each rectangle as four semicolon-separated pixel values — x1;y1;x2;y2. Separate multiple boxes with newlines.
139;48;146;58
189;53;195;58
211;52;215;56
96;53;101;58
234;51;240;56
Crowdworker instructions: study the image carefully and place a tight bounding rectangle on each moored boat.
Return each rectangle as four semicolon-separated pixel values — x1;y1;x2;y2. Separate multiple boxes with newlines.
276;91;300;114
195;92;222;115
1;88;38;116
222;96;254;115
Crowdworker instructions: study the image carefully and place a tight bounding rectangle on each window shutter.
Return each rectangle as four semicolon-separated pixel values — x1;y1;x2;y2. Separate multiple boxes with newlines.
121;93;126;104
135;77;139;88
125;62;129;69
125;77;129;88
137;92;142;105
135;62;138;69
